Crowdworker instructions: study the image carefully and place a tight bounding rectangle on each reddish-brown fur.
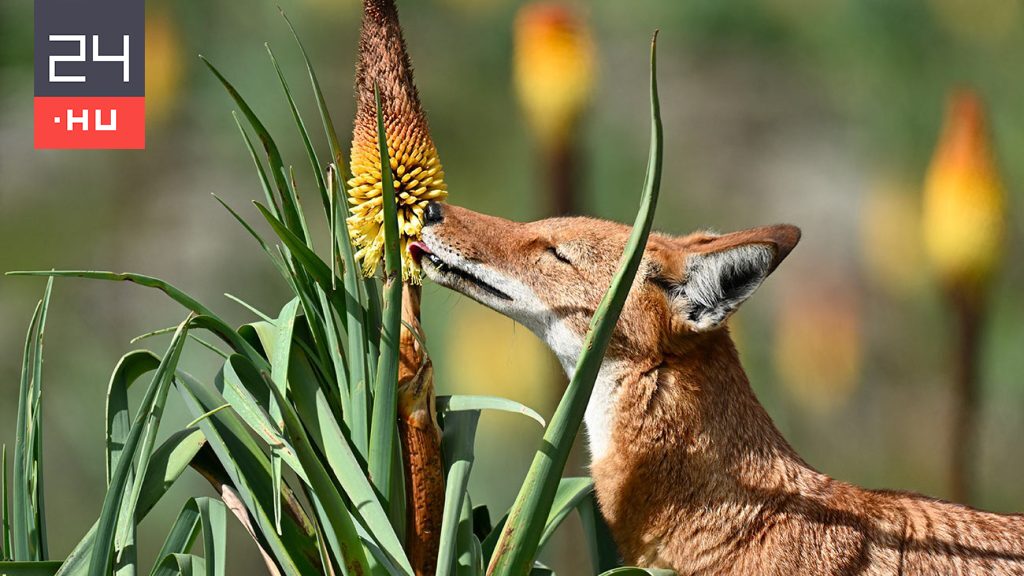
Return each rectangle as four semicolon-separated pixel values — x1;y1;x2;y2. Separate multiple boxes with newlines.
420;204;1024;575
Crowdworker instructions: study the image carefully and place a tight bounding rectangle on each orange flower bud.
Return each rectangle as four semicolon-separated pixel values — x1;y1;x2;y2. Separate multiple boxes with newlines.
514;2;595;150
922;90;1006;296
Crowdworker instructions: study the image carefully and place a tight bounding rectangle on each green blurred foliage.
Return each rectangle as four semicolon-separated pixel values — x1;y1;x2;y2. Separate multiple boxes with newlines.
1;0;1023;574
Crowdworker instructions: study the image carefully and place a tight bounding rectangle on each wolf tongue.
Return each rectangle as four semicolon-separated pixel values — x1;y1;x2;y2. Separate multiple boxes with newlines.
407;241;432;264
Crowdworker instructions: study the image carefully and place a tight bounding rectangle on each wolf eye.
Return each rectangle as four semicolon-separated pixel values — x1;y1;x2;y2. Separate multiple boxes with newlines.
547;246;573;265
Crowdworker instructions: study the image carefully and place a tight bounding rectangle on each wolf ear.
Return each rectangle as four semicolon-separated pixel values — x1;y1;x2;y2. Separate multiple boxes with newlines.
669;224;800;332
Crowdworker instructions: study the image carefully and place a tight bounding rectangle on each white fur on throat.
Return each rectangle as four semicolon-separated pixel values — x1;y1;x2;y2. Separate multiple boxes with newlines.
421;229;622;462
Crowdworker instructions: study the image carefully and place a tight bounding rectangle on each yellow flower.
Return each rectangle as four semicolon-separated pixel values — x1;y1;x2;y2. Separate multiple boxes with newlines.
922;90;1006;296
145;4;183;124
347;0;447;283
860;178;925;297
514;2;595;150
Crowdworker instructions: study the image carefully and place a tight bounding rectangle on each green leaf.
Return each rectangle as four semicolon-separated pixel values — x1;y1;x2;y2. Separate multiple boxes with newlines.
223;294;275;324
88;317;192;576
268;299;301;536
227;354;371;575
212;193;291;284
13;278;52;562
227;112;280;224
487;33;663;575
0;561;62;576
280;9;345;173
195;499;227;576
151;554;201;576
56;427;206;576
106;352;161;483
151;501;200;576
137;429;207;518
438;396;545;428
537;478;593;551
2;446;9;561
199;55;305;243
265;43;330;220
4;272;262;365
176;373;320;576
578;494;620;573
254;203;337;293
267;337;411;575
367;85;405;527
129;328;229;359
436;410;481;576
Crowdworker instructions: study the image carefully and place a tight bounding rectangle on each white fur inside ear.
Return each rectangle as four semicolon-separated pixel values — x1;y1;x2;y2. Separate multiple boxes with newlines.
676;244;774;331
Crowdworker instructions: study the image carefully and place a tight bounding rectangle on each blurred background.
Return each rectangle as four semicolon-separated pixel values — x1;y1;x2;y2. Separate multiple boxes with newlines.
1;0;1022;573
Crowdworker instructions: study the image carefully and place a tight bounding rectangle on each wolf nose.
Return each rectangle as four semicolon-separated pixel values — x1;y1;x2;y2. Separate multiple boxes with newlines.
424;201;444;226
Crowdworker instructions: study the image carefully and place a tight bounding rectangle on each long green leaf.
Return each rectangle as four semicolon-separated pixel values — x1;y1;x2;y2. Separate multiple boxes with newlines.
281;9;345;173
106;352;161;483
151;501;201;576
578;494;620;573
176;373;320;576
438;396;545;428
537;478;593;551
250;322;412;574
13;278;52;562
195;499;226;576
88;317;192;576
151;554;201;576
199;56;304;241
3;272;261;365
56;427;206;576
11;296;38;560
269;298;300;538
0;561;62;576
367;85;405;525
2;446;9;561
265;43;330;219
228;354;371;574
487;34;663;575
254;203;337;292
228;112;280;224
436;411;481;576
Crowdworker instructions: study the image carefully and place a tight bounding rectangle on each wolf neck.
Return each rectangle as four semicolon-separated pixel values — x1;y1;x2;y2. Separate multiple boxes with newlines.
568;329;817;560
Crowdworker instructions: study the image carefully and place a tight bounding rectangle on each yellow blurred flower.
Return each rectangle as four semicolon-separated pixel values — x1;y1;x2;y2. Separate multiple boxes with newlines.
775;284;863;414
921;90;1006;297
514;2;595;150
347;1;447;283
145;5;183;124
860;178;925;297
444;302;550;407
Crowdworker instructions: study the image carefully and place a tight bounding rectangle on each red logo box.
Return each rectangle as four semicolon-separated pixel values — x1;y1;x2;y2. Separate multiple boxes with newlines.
34;96;145;149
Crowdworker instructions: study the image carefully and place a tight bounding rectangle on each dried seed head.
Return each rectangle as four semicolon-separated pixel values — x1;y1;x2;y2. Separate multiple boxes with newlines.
347;0;447;283
922;89;1006;296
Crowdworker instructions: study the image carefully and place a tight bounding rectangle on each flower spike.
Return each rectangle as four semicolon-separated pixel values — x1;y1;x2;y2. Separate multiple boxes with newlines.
347;0;447;283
